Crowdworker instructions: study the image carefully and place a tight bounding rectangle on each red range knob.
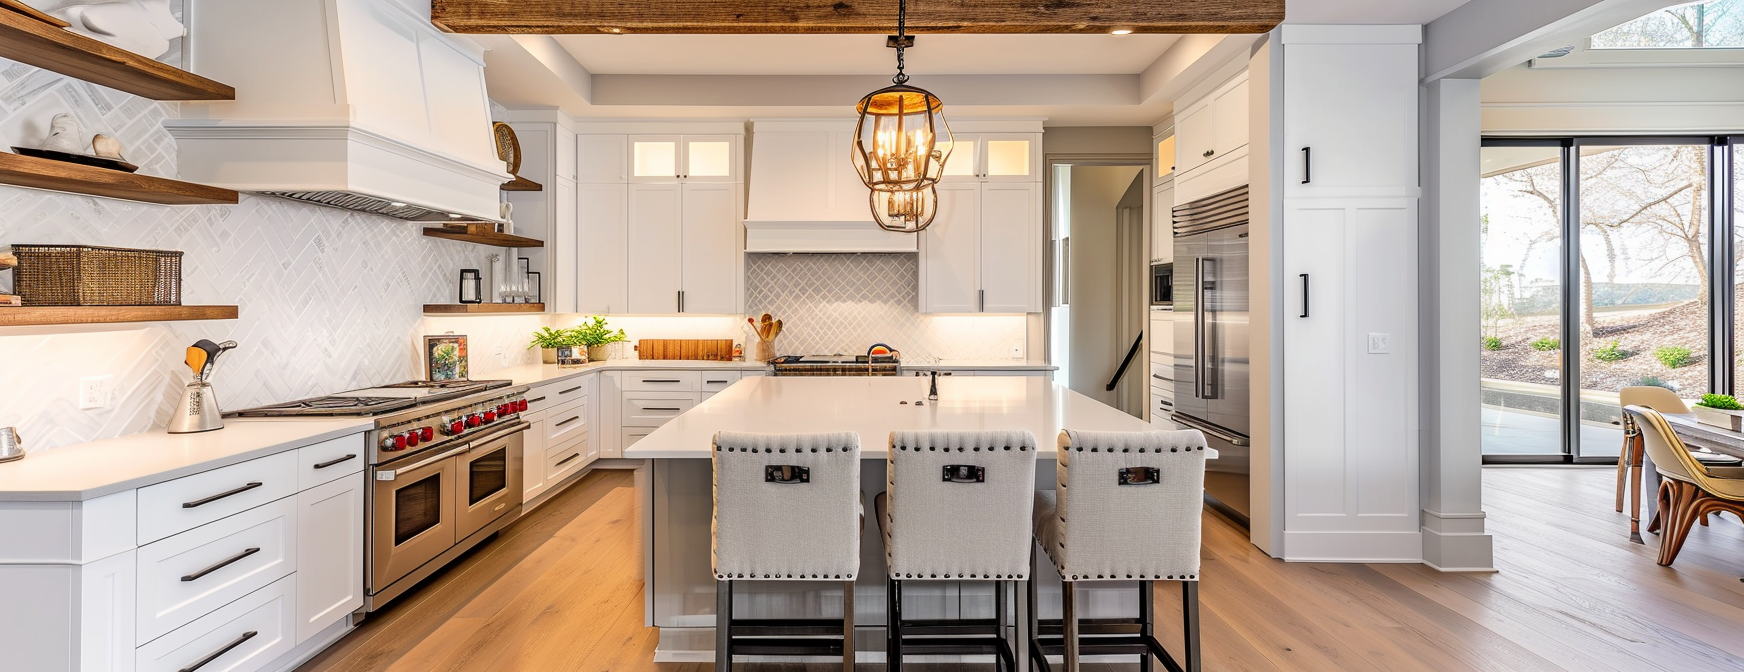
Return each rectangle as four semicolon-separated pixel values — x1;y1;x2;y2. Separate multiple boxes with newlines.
392;434;407;450
466;414;481;428
483;410;498;423
517;399;529;412
420;427;434;442
496;404;509;416
405;432;420;448
449;420;465;435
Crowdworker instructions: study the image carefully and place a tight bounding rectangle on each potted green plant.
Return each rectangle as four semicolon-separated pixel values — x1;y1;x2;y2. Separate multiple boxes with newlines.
1693;394;1744;432
529;327;577;364
573;316;627;362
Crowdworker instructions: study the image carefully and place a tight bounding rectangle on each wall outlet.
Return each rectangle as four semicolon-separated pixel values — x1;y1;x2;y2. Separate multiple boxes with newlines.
79;375;113;410
1367;333;1391;354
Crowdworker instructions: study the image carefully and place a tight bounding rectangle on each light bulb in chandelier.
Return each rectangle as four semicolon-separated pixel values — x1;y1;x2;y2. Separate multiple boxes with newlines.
870;185;939;233
849;0;952;196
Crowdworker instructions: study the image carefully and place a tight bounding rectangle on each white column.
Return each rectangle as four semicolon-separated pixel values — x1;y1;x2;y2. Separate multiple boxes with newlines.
1419;78;1495;571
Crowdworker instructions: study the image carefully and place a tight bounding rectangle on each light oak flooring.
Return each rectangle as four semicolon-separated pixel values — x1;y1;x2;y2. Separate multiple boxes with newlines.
297;467;1744;672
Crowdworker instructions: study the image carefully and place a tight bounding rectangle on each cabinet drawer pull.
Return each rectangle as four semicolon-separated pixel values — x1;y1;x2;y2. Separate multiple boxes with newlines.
528;396;547;404
1299;274;1310;318
1301;146;1311;184
181;547;261;582
643;379;682;383
1152;373;1171;381
178;630;257;672
644;407;683;412
706;379;730;384
313;454;357;470
558;386;583;395
555;453;582;467
1202;149;1215;158
555;415;582;427
182;482;263;508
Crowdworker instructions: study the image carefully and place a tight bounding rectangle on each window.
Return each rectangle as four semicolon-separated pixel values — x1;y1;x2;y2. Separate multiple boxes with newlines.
1481;137;1736;463
1591;0;1744;49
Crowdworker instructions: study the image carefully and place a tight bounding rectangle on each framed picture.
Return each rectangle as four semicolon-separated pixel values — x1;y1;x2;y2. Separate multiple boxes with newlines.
424;334;469;381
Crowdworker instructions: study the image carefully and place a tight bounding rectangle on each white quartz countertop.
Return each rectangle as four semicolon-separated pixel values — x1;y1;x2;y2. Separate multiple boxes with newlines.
0;418;373;502
491;359;769;388
624;376;1214;460
902;360;1057;371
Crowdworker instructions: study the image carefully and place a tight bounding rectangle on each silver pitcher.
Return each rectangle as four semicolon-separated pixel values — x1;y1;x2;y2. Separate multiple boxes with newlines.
0;427;22;463
169;339;236;434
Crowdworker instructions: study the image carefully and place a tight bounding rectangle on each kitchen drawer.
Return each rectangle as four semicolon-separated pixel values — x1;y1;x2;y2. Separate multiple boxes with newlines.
622;370;701;392
1153;394;1176;419
546;437;590;484
622;392;696;427
622;427;654;450
527;377;589;414
296;433;365;490
547;429;589;458
137;495;296;645
544;398;588;444
138;451;298;545
1148;362;1174;387
136;574;296;672
699;371;741;393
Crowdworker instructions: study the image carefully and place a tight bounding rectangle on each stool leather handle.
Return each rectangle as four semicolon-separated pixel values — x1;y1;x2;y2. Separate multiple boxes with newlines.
764;465;810;484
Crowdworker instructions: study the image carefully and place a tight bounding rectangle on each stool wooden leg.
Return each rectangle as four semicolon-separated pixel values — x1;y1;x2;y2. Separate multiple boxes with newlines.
1182;581;1201;672
715;580;732;672
887;579;902;672
1016;579;1031;672
995;579;1009;672
1138;580;1154;672
1062;581;1081;672
1628;443;1645;544
1027;549;1044;672
843;580;856;672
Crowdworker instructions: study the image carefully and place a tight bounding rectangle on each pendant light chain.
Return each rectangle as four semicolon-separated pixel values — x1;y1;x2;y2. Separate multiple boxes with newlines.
893;0;909;85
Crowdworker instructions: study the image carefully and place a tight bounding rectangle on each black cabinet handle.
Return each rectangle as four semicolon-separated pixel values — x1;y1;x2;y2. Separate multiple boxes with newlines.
645;407;683;412
643;379;682;383
1301;146;1311;184
181;547;261;582
554;415;582;427
183;482;263;508
555;453;581;467
178;630;257;672
528;396;547;404
706;380;730;384
558;386;583;395
313;454;357;470
1299;274;1310;318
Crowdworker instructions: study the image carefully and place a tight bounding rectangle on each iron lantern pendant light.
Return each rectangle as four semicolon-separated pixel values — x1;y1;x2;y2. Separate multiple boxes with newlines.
851;0;952;233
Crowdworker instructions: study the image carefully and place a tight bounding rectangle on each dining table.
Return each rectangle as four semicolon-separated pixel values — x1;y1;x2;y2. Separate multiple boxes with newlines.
1636;412;1744;532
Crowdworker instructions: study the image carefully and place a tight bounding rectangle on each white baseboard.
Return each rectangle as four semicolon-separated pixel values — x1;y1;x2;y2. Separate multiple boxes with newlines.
1282;530;1424;563
1420;525;1495;572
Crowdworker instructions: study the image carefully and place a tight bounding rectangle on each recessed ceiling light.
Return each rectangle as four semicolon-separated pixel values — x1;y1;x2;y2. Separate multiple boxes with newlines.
598;26;626;34
1110;28;1134;35
448;213;464;218
389;201;408;207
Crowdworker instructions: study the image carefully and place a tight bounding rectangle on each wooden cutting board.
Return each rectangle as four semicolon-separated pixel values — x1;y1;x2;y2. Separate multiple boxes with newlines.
637;339;735;361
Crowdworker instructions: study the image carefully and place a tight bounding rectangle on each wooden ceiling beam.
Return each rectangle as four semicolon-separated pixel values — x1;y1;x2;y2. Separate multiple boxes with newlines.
430;0;1284;35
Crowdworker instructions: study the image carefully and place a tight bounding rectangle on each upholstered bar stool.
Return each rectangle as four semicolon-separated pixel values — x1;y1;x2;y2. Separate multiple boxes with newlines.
1029;429;1208;672
876;430;1039;672
712;431;862;672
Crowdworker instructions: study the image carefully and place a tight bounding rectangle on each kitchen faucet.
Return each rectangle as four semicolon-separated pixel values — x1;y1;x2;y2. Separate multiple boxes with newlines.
928;370;939;401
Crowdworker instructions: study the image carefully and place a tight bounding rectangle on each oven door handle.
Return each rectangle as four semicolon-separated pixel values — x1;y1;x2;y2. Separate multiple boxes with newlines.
376;445;470;481
462;420;530;450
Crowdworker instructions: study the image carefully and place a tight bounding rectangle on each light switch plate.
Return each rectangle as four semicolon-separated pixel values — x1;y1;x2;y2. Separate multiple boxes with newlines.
79;375;113;409
1367;333;1391;354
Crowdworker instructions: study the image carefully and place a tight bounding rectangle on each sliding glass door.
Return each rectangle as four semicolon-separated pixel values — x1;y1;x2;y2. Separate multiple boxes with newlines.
1481;137;1734;463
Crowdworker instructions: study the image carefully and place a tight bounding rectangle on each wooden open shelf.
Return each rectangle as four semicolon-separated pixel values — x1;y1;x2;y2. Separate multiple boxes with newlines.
0;10;234;101
502;175;543;192
0;305;239;327
422;225;544;248
424;303;545;315
0;151;239;205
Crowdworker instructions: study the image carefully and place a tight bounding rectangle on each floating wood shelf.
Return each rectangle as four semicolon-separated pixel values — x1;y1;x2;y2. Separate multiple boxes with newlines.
0;305;239;327
422;225;544;248
0;151;239;205
501;175;543;192
0;10;234;101
424;303;545;315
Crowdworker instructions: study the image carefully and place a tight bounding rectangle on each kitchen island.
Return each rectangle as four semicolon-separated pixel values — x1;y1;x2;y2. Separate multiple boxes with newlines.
625;375;1214;662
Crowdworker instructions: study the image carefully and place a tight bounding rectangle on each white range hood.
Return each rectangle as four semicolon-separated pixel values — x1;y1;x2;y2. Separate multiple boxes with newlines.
164;0;508;221
744;120;917;253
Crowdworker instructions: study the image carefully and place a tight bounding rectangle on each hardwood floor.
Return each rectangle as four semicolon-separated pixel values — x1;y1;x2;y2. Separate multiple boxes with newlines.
297;467;1744;672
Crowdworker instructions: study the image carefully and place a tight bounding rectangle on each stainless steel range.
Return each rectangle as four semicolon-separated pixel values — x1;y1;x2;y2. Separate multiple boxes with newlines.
769;354;902;376
230;379;530;611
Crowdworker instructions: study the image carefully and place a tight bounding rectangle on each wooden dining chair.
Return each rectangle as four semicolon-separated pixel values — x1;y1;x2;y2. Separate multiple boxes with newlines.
1624;405;1744;567
1616;386;1690;543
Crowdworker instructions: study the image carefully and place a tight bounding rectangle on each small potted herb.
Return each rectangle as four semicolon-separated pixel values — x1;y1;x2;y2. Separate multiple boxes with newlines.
573;316;627;362
1693;394;1744;432
528;327;578;364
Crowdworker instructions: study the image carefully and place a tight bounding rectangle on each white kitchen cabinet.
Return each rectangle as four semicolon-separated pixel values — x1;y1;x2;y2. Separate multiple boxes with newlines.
1281;198;1419;558
1174;73;1249;179
578;183;629;314
294;472;362;644
630;135;739;183
680;182;744;314
920;181;1041;313
1151;182;1175;263
627;183;683;313
1154;134;1176;184
941;133;1038;182
577;134;627;183
522;411;549;502
1281;34;1419;198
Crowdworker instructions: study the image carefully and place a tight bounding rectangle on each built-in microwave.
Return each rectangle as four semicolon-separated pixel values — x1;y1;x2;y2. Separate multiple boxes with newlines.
1150;262;1173;308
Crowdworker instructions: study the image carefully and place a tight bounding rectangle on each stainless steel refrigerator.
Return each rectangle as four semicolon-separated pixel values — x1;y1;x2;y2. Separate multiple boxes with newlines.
1171;185;1251;522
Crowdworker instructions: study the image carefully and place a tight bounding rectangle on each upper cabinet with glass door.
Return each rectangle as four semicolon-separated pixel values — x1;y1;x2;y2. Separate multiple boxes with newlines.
939;133;1040;182
629;135;740;183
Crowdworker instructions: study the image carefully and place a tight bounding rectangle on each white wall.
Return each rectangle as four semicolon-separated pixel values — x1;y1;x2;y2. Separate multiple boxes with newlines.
1065;165;1146;404
1482;61;1744;134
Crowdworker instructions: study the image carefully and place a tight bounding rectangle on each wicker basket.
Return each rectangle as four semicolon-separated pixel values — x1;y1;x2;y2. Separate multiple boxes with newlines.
9;244;183;306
